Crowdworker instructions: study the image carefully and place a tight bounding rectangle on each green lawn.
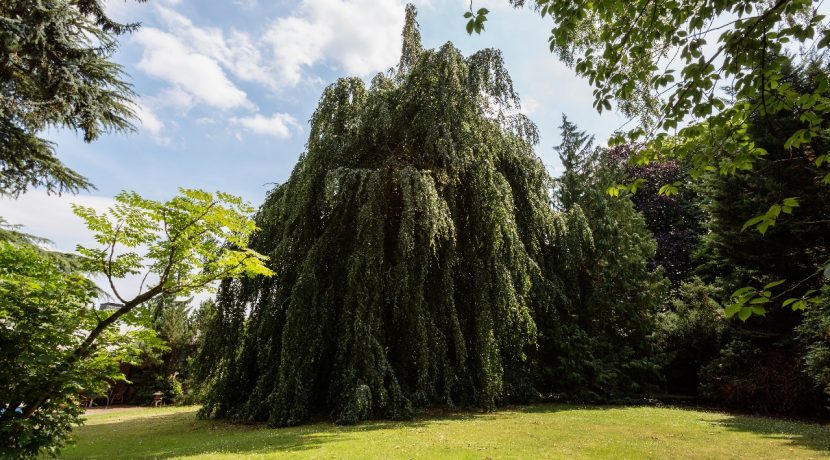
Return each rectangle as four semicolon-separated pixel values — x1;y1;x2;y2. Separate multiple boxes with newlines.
58;405;830;459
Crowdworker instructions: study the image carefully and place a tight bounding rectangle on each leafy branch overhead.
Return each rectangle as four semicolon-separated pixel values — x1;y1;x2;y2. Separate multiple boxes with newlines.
466;0;829;320
465;7;490;35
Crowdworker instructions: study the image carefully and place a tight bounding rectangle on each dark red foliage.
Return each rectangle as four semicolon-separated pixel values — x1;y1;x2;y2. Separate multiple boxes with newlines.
604;145;704;283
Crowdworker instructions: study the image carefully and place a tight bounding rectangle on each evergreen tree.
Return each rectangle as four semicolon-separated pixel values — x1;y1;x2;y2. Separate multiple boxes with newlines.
694;59;830;416
553;116;594;211
1;0;141;196
542;117;666;400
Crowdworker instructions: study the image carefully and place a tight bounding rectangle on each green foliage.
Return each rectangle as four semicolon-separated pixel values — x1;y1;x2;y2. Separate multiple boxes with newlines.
474;0;829;322
464;7;490;35
540;117;666;400
0;242;156;458
199;9;663;427
1;189;271;458
796;286;830;402
552;115;595;210
0;0;145;196
699;337;826;415
200;9;558;426
184;299;218;405
496;0;830;184
654;278;728;394
131;295;213;406
0;217;82;271
683;59;830;320
72;188;273;301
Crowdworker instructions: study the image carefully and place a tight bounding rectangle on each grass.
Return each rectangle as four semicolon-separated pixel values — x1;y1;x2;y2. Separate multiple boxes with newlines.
57;404;830;459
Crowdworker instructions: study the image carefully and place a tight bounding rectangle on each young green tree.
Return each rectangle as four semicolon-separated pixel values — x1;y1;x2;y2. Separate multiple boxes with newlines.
0;242;157;458
552;115;595;211
1;0;143;196
1;188;271;458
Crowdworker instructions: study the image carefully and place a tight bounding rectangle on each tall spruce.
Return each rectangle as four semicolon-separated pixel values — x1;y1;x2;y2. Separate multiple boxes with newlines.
544;117;665;400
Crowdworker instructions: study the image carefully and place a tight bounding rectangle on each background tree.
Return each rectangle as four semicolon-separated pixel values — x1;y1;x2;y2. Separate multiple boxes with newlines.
686;62;830;414
541;116;666;400
467;0;830;311
605;146;705;284
1;0;143;196
127;295;197;405
0;217;82;271
1;188;272;458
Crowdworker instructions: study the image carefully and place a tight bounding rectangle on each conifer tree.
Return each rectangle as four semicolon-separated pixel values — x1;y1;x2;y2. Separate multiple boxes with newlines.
1;0;141;196
541;116;665;400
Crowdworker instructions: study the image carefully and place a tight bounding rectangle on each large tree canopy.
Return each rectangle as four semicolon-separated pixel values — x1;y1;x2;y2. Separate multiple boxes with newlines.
197;7;662;427
0;0;141;196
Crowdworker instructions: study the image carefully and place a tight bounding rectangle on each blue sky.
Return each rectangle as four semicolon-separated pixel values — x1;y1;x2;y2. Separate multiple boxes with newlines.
3;0;625;257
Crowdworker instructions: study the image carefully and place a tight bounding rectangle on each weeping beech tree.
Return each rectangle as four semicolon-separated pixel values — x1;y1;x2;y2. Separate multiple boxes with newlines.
197;6;657;426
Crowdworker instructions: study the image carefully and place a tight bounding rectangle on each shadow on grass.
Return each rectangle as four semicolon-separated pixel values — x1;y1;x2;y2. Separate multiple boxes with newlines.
712;412;830;455
65;403;830;459
67;408;432;459
509;403;830;456
68;405;567;459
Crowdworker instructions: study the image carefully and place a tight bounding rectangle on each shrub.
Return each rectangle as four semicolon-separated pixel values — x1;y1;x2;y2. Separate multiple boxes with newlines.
654;278;727;395
700;338;827;417
796;286;830;405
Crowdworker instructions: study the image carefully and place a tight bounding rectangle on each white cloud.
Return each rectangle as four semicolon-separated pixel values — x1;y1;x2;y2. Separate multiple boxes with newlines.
133;27;251;110
521;97;540;116
126;1;412;141
264;16;330;86
230;113;301;138
233;0;258;8
132;100;170;145
1;190;213;304
1;191;116;254
153;6;278;90
148;1;408;91
263;0;407;84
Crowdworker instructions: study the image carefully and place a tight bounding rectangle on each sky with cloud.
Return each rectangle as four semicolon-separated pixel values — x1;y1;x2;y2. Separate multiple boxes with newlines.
2;0;627;262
